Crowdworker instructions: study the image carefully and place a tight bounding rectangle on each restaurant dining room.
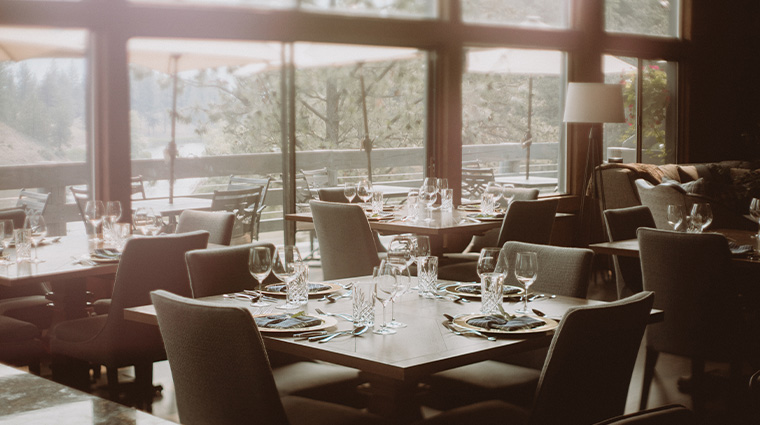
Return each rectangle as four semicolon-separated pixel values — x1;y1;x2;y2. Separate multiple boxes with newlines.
1;0;759;424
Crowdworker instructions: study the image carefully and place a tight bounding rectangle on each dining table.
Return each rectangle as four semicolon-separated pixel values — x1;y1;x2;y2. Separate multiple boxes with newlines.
124;275;663;423
132;196;213;223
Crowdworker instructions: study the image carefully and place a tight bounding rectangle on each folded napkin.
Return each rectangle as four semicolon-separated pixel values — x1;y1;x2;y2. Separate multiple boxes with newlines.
466;315;545;331
92;248;121;260
254;314;322;329
265;283;331;293
456;285;521;295
728;241;754;256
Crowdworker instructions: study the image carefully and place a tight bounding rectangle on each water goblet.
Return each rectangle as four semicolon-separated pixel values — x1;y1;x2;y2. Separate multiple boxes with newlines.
344;183;357;203
106;201;122;225
84;200;105;240
750;198;760;238
357;179;373;207
690;203;713;233
249;246;273;307
24;213;47;264
373;261;399;335
272;246;303;310
133;207;152;236
436;178;449;195
405;189;419;221
485;182;503;205
514;251;538;314
386;235;414;327
0;220;13;267
501;184;516;208
667;204;685;231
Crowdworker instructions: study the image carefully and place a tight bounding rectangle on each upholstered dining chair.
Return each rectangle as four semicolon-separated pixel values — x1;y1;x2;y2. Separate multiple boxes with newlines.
176;210;235;246
420;291;655;425
50;231;209;407
185;243;365;405
592;404;694;425
438;198;558;282
316;188;386;253
638;228;745;413
150;290;383;425
425;242;595;409
603;205;656;299
309;200;381;280
0;315;45;375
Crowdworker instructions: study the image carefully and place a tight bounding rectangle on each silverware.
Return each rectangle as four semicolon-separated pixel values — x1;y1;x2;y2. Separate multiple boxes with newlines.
315;308;353;321
442;321;496;341
293;330;328;340
315;325;369;343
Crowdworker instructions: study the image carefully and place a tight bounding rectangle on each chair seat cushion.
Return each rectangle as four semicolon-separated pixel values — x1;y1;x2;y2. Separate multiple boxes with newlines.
281;395;384;425
0;295;52;329
93;298;111;315
0;315;40;342
51;314;107;343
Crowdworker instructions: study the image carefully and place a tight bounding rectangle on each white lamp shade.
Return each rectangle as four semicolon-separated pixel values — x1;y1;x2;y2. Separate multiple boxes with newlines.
563;83;626;124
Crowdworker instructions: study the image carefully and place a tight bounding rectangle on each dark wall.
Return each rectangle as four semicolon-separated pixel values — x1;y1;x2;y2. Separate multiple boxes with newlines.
688;0;760;162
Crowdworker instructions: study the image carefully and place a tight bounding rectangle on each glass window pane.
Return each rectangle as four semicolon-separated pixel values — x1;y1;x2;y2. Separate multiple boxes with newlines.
299;0;436;18
128;38;285;244
463;48;565;196
293;43;425;190
603;55;637;163
130;0;293;9
0;27;87;236
462;0;570;29
605;0;680;38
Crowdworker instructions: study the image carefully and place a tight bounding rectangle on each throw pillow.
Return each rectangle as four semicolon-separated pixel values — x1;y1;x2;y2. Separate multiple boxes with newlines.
661;176;706;195
677;165;699;182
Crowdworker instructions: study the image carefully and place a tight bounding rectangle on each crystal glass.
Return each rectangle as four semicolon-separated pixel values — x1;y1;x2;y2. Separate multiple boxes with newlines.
84;200;105;238
514;251;538;314
373;261;399;335
371;191;384;215
357;179;373;206
0;220;13;266
386;235;413;327
406;189;419;221
690;203;713;233
133;207;153;236
352;279;375;328
481;192;496;215
440;189;454;212
485;181;503;205
272;246;303;310
420;181;437;222
477;247;508;315
667;204;685;231
249;246;273;307
24;213;47;263
343;182;357;203
750;198;760;237
436;178;448;194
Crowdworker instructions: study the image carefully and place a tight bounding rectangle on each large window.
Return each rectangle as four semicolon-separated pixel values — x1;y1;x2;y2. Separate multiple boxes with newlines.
605;0;681;38
462;0;570;28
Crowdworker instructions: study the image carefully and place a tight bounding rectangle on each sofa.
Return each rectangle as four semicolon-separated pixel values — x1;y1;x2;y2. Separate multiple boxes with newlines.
595;160;760;231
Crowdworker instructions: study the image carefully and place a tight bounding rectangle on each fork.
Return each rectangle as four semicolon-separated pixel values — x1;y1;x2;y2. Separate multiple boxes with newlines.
315;308;354;321
443;321;496;341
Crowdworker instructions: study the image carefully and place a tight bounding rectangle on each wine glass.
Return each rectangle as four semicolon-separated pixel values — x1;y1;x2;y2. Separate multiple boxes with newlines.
436;178;448;196
132;207;152;236
485;182;503;210
750;198;760;237
249;246;273;307
84;200;105;239
386;235;413;328
514;251;538;314
476;247;508;279
357;179;373;207
667;204;685;231
344;183;357;203
690;203;713;233
272;246;303;310
148;209;165;235
411;235;430;264
420;181;437;222
373;261;399;335
501;184;516;208
0;220;13;267
24;213;47;263
106;201;122;224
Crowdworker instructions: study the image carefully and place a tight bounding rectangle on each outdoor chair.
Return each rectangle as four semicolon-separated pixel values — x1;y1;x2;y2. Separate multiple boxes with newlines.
176;210;235;245
211;187;261;242
131;175;147;199
16;189;50;216
150;290;382;425
461;167;495;201
603;205;656;298
69;186;94;234
227;175;272;240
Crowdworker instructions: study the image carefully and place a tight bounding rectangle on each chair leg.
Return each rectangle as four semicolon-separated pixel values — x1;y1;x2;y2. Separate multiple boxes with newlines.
106;366;120;401
640;346;659;410
134;362;155;412
689;357;706;414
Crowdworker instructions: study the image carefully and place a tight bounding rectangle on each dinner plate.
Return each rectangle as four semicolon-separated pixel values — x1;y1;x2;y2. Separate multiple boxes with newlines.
366;212;395;221
454;313;558;335
466;212;504;222
261;282;342;298
444;283;524;299
252;314;337;334
87;254;120;264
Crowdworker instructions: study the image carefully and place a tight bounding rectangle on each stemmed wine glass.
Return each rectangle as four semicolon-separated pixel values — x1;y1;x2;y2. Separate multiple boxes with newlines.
84;200;105;240
436;178;448;196
0;220;13;267
357;179;373;208
514;251;538;314
105;201;122;243
132;207;152;236
386;235;414;328
485;182;503;212
750;198;760;238
344;183;357;203
373;260;399;335
24;213;47;264
272;246;303;310
249;246;273;307
690;203;713;233
420;180;437;222
667;204;685;231
501;184;516;207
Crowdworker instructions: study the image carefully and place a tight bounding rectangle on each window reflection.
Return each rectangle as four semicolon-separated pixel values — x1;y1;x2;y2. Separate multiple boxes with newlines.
605;0;680;38
462;0;569;29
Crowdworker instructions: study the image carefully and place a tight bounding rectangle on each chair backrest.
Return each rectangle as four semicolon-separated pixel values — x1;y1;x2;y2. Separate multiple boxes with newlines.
604;206;656;298
300;167;329;189
638;228;740;360
634;179;688;230
461;167;495;200
211;187;262;239
496;198;558;247
529;291;655;425
317;187;359;203
176;210;235;246
0;208;27;229
500;241;594;298
186;242;278;298
309;200;380;280
227;175;272;206
131;175;147;200
151;290;289;425
592;404;694;425
16;189;50;216
69;186;93;233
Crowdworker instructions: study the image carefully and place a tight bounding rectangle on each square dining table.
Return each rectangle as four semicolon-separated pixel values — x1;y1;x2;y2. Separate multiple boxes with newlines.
124;275;663;423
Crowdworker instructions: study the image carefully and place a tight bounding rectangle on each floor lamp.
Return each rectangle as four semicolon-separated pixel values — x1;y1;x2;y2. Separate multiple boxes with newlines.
563;83;626;243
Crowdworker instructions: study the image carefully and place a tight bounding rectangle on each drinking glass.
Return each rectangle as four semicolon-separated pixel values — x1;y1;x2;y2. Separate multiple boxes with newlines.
406;189;419;221
667;204;685;231
411;235;430;264
344;183;357;203
0;221;13;266
249;246;273;307
480;192;496;215
485;182;503;205
440;189;454;212
436;178;448;195
514;251;538;314
418;190;435;223
420;182;437;222
84;200;105;239
477;248;508;315
24;213;47;263
373;261;398;335
105;201;122;225
133;207;152;236
386;235;413;326
272;246;303;310
371;191;384;215
750;198;760;237
501;184;516;207
690;203;713;233
357;179;373;207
